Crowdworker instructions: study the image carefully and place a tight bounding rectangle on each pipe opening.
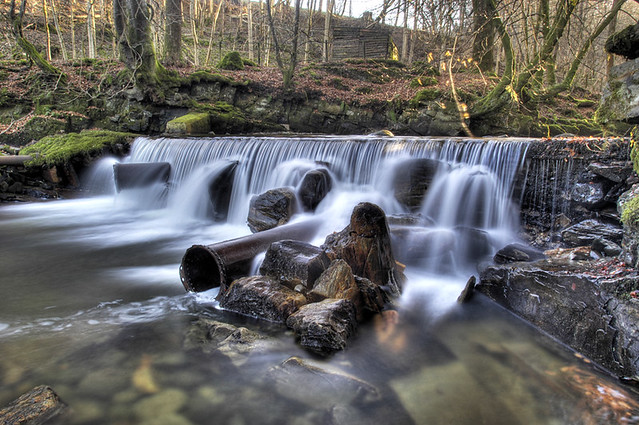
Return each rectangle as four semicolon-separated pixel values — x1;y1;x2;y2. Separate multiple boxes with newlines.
180;245;225;292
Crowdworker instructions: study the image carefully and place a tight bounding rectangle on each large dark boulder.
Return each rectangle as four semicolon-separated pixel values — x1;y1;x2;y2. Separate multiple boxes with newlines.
494;243;545;264
392;158;443;211
218;275;307;323
561;219;624;247
247;187;296;233
286;298;358;355
605;22;639;60
477;259;639;377
322;202;402;296
259;240;331;291
208;160;238;221
297;168;332;211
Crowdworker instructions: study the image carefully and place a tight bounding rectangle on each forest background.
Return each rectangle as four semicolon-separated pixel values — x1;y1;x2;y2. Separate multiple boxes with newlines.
1;0;638;143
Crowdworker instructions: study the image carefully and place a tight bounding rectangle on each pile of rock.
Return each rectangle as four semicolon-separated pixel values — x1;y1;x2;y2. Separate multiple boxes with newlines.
217;202;403;355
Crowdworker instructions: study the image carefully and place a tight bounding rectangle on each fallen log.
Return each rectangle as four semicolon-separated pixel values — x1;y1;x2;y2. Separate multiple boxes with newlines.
180;218;322;292
0;155;32;166
0;385;67;425
113;162;171;192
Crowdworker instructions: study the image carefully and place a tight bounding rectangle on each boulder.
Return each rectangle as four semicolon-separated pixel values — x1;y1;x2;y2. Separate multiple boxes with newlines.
588;162;633;184
297;168;332;211
286;299;358;355
570;182;607;210
392;158;443;211
477;259;639;377
561;219;624;247
259;240;331;291
605;22;639;60
597;58;639;124
247;187;296;233
166;112;211;134
218;275;307;323
592;237;623;257
494;243;545;264
308;259;359;303
207;160;238;221
322;202;402;296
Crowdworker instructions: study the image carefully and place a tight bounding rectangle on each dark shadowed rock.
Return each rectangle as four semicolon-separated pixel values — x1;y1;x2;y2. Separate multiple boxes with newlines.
561;219;623;247
392;158;443;211
259;240;331;291
592;238;623;257
457;276;476;303
494;243;546;264
286;298;357;355
247;188;296;233
207;160;238;221
605;22;639;60
218;275;307;323
0;385;68;425
477;259;639;377
588;162;633;184
322;202;402;296
354;275;387;316
297;168;332;211
266;356;380;409
570;182;607;209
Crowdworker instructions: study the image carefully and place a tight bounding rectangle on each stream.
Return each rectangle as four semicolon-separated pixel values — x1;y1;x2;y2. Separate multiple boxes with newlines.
1;135;637;424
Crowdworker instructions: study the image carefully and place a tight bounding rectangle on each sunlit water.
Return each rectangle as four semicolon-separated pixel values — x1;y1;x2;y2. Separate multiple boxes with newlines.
1;136;637;424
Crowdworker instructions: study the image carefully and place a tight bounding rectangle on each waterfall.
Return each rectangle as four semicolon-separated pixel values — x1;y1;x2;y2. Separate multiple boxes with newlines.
118;135;529;274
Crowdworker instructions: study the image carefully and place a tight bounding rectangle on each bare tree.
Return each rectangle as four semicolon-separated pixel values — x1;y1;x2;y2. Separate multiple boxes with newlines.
164;0;182;64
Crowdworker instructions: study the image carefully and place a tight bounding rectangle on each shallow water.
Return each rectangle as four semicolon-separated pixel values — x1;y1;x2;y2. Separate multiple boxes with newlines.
1;197;638;425
1;136;638;424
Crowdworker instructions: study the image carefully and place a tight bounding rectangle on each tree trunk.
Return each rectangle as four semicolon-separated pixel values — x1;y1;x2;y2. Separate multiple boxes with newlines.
10;0;65;78
606;0;623;77
472;0;495;72
87;0;96;58
164;0;182;64
304;0;315;63
205;0;224;64
113;0;161;82
408;0;418;64
247;0;254;60
49;0;68;60
190;0;199;65
42;0;52;60
400;0;408;62
322;0;332;62
266;0;301;89
71;0;77;59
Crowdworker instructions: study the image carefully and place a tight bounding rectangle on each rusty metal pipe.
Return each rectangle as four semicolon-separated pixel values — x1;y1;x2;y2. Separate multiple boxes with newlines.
180;218;322;292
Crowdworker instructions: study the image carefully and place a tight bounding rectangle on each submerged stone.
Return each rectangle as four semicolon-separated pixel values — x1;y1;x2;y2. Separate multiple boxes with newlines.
266;356;380;409
286;299;357;355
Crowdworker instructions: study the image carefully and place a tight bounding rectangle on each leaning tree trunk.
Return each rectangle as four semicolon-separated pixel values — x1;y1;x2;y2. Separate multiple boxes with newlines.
472;0;495;73
113;0;160;82
9;0;65;79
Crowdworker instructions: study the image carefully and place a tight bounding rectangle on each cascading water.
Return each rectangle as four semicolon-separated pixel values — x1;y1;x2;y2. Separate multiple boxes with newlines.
120;135;528;277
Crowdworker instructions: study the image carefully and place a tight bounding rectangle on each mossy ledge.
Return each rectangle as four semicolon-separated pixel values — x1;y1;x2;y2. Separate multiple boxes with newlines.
20;129;136;168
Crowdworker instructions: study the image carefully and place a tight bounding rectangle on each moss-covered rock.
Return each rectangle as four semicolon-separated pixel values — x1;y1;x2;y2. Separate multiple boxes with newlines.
20;129;136;167
218;52;245;71
165;112;211;134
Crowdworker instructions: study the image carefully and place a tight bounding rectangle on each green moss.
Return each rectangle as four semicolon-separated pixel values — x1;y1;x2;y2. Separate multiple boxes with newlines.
622;194;639;230
218;51;245;70
411;61;440;77
188;70;233;85
631;127;639;175
166;112;211;134
411;88;442;106
242;58;258;67
20;130;135;167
